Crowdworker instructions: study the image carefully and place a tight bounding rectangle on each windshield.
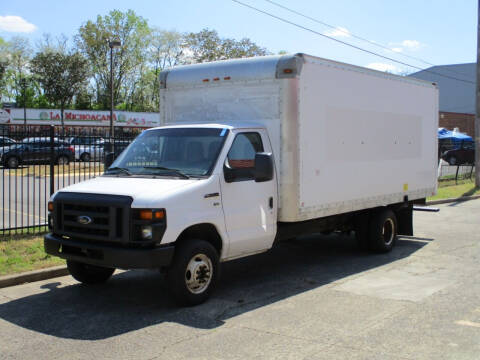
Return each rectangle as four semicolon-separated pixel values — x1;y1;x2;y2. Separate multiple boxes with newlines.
106;127;228;177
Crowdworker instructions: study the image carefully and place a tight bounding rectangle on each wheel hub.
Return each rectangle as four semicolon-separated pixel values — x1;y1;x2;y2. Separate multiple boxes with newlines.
382;218;394;245
185;254;212;294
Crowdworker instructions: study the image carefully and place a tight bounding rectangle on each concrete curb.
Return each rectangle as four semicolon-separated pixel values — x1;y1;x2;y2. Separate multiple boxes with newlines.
0;265;68;289
426;195;480;205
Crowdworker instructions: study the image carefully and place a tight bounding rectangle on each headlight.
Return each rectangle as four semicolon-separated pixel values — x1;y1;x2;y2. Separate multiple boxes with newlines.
141;225;153;239
133;208;167;243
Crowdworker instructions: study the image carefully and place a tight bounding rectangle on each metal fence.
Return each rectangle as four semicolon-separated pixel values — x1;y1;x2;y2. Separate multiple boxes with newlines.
0;125;141;236
438;160;475;183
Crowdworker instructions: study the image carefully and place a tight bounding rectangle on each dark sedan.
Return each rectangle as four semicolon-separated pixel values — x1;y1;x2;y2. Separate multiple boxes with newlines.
441;142;475;165
1;140;75;168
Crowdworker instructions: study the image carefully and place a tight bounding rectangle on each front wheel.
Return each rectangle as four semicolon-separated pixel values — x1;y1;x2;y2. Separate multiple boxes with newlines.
167;239;219;306
80;153;91;162
67;260;115;284
6;156;19;169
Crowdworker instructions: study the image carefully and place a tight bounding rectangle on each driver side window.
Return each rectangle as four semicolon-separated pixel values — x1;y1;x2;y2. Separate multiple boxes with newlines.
226;132;263;181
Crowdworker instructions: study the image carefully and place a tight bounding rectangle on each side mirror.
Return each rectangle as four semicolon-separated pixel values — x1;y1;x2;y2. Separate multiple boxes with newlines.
254;152;274;182
104;152;115;168
223;160;235;183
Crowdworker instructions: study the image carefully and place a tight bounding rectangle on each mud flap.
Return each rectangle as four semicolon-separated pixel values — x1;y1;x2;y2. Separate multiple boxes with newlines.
396;205;413;236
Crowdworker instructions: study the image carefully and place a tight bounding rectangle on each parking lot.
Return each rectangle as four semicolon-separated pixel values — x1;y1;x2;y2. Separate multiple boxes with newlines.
0;199;479;359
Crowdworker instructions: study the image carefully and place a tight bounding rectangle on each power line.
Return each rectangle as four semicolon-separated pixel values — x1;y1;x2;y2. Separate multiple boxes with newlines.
230;0;475;85
264;0;472;80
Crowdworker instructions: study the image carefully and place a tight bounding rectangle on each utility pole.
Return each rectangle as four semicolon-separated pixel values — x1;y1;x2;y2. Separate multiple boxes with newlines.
476;0;480;187
108;40;121;155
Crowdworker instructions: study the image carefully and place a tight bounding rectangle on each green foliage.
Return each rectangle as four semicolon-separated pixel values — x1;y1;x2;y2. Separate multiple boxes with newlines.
30;50;90;125
76;9;151;108
184;28;269;63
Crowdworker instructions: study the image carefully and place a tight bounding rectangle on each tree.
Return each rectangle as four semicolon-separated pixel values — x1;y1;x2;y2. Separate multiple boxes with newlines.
30;50;89;128
76;9;151;109
183;28;269;63
0;37;8;103
0;37;32;103
148;29;183;109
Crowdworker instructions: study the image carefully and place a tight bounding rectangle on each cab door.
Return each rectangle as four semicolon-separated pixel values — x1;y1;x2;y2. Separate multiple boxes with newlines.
220;130;277;259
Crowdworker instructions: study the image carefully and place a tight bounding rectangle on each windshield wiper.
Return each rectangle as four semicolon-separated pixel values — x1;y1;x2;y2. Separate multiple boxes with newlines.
141;166;190;179
105;166;131;176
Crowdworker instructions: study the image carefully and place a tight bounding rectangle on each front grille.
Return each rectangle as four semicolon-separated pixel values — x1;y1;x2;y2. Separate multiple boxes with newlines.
53;192;132;244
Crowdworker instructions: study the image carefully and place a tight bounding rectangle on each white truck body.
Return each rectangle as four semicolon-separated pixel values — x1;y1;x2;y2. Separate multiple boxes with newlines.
45;54;438;305
160;53;438;222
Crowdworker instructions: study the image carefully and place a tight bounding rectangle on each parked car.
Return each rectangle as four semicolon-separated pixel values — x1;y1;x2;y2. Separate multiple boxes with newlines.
0;136;16;147
67;136;105;162
441;142;475;165
103;139;132;158
1;139;75;168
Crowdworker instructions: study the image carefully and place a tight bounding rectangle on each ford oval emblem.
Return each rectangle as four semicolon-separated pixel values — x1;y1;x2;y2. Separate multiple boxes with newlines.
77;215;93;225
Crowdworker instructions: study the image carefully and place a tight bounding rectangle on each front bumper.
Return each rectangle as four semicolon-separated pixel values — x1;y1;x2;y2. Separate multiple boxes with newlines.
45;233;175;269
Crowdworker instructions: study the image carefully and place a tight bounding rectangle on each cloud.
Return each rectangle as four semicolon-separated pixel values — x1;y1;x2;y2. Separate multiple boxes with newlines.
0;15;37;33
323;26;351;38
400;40;421;50
367;63;399;73
391;47;403;53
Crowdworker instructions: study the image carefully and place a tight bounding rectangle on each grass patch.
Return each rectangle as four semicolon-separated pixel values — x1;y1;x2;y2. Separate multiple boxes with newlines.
0;234;64;276
429;179;480;201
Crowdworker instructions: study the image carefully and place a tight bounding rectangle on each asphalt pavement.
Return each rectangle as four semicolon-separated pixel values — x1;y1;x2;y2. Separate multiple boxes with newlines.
0;200;479;359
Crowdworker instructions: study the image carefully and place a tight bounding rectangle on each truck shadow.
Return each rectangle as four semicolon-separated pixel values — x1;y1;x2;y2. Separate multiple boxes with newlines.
0;233;429;340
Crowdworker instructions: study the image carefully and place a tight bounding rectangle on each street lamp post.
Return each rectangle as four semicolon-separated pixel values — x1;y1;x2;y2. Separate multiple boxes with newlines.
20;78;27;125
108;40;121;153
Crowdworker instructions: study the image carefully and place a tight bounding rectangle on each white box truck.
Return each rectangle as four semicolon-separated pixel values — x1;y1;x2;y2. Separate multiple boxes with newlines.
45;53;438;305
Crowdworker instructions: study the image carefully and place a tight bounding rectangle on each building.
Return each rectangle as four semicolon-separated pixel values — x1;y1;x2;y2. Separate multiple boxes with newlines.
408;63;475;136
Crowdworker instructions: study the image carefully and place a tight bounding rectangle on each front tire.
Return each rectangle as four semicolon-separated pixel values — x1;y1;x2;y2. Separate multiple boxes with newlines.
6;156;19;169
67;260;115;284
368;208;397;253
167;239;219;306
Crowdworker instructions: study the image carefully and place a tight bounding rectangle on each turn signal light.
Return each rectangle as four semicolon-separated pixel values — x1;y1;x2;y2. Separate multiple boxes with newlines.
138;209;165;221
283;69;293;74
48;202;54;212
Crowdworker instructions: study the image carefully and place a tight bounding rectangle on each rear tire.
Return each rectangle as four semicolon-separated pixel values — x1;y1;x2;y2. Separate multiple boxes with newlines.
368;208;397;253
167;239;219;306
448;156;457;165
67;260;115;284
57;155;69;165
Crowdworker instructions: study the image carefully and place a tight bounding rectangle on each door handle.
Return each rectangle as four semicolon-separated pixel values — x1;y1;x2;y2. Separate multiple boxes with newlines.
269;197;273;209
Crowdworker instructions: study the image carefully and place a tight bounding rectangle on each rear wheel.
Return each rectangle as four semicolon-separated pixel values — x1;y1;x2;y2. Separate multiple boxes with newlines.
368;209;397;253
57;155;69;165
167;239;219;306
67;260;115;284
448;156;457;165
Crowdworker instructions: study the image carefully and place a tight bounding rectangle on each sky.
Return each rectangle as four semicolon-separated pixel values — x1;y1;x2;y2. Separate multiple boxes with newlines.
0;0;476;77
